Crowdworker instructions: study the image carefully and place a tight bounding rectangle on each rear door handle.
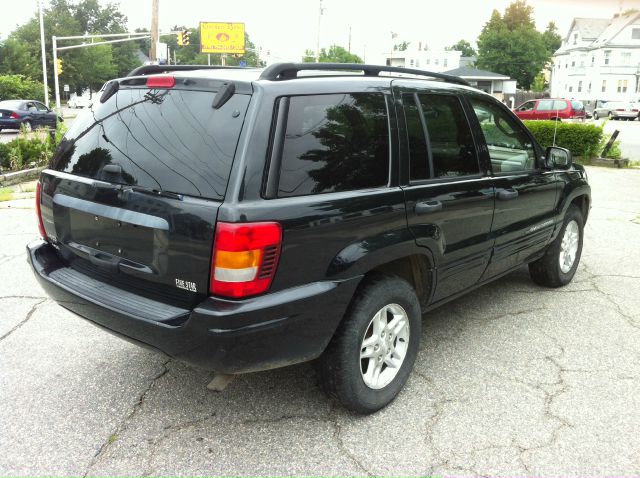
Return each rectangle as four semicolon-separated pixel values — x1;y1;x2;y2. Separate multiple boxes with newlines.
415;200;443;215
497;188;519;200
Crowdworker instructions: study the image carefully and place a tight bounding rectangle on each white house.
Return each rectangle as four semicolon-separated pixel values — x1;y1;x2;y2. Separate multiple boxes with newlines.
550;11;640;102
376;43;462;73
443;67;517;104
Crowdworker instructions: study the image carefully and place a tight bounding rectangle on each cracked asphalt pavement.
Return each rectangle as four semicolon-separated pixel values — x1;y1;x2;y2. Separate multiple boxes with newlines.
1;166;639;476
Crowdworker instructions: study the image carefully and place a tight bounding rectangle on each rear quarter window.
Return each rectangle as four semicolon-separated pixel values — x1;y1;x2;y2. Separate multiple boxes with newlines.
276;93;390;198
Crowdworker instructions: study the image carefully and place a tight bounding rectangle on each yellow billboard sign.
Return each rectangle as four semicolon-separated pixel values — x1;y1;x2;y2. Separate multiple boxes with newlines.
200;22;245;54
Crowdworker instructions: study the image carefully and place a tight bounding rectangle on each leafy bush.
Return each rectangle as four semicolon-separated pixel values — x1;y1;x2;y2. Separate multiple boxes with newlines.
523;120;603;159
0;74;46;102
0;143;10;170
0;122;66;171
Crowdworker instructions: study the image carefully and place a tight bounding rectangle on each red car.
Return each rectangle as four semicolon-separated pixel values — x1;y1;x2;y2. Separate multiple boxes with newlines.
514;98;586;121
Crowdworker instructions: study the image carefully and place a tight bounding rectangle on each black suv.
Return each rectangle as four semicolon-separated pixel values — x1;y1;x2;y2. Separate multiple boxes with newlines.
28;63;590;413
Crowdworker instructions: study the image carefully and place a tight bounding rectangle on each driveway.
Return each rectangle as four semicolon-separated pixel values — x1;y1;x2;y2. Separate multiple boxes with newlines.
1;166;639;476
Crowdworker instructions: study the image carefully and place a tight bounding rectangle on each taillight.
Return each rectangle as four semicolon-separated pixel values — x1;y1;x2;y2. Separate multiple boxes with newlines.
35;182;48;240
632;109;638;113
10;112;19;119
210;222;282;298
146;75;175;88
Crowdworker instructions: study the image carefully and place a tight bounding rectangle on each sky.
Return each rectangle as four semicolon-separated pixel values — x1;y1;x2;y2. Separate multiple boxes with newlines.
1;0;638;62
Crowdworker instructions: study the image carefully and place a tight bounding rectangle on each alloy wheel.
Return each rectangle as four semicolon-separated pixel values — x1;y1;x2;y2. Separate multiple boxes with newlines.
559;220;579;273
360;303;410;390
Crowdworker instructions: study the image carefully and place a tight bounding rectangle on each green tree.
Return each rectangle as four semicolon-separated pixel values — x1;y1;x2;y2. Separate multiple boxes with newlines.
0;0;137;95
448;39;477;57
393;41;410;52
302;45;362;63
531;73;547;93
0;75;46;101
542;22;562;54
476;0;554;90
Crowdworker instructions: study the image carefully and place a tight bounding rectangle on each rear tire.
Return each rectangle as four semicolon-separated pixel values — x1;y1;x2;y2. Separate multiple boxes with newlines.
316;275;421;414
22;120;32;133
529;205;584;288
593;111;599;120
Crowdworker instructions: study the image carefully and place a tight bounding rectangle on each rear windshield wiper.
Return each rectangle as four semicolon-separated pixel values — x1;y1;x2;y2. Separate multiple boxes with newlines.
126;185;184;201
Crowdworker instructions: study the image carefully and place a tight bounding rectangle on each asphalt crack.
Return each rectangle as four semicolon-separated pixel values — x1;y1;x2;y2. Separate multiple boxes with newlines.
0;298;46;343
83;358;171;477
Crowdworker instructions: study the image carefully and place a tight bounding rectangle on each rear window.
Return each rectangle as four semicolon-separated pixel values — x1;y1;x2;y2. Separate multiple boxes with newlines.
50;87;250;200
276;93;390;198
0;100;24;109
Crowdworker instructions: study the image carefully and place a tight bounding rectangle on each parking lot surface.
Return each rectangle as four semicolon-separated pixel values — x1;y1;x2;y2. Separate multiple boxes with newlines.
1;166;639;476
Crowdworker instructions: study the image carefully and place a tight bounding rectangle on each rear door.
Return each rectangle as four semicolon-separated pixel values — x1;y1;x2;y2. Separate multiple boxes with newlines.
25;102;43;126
393;82;495;303
466;96;559;279
39;79;251;306
534;99;556;120
35;101;56;127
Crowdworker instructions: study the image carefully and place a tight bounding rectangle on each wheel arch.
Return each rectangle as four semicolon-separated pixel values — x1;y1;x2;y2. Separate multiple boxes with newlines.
327;230;436;312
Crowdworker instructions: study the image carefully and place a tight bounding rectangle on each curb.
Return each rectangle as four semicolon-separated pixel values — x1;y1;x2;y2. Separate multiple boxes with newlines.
0;167;45;187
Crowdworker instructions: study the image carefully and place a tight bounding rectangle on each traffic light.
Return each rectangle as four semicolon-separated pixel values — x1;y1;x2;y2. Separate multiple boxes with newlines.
56;58;63;75
177;30;190;46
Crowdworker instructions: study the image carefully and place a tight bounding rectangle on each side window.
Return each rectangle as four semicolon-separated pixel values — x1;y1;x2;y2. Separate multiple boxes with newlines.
417;94;479;178
536;99;555;111
35;102;49;111
470;98;537;173
553;100;568;110
402;93;428;181
277;93;390;198
26;102;37;112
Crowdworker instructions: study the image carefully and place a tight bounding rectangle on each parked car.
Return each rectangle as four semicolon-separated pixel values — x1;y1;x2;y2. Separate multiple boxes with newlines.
28;63;590;413
513;98;586;121
0;100;61;132
67;95;92;109
593;101;639;120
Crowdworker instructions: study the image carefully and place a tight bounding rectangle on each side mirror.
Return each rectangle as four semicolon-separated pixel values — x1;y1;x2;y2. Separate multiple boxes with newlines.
545;146;572;169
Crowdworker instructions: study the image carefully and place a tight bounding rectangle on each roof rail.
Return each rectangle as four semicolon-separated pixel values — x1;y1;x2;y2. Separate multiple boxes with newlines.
126;64;250;77
258;62;470;86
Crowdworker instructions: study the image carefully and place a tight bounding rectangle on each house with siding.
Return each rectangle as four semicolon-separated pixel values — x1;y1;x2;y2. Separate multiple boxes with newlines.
550;11;640;102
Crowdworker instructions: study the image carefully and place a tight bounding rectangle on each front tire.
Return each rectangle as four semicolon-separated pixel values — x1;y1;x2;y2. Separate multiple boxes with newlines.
529;205;584;288
593;111;599;120
316;275;421;414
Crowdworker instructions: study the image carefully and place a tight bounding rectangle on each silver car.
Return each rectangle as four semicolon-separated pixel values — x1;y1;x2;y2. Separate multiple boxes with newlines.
593;101;638;120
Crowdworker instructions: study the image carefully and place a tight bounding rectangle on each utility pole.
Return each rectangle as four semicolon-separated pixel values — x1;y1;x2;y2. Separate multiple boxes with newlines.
315;0;323;62
348;26;352;53
150;0;159;61
38;0;49;107
52;36;60;112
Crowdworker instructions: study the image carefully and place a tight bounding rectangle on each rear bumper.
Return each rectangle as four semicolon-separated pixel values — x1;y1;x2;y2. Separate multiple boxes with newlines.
28;240;361;373
0;118;22;129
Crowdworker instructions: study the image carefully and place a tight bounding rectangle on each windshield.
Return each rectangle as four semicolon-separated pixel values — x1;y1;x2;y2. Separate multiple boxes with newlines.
50;87;250;200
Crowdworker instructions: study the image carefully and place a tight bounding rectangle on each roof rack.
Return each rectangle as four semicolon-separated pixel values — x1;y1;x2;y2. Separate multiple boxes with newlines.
258;62;470;86
126;64;250;77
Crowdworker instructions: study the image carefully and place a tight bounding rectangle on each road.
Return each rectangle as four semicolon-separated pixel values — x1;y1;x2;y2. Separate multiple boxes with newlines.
1;166;640;476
